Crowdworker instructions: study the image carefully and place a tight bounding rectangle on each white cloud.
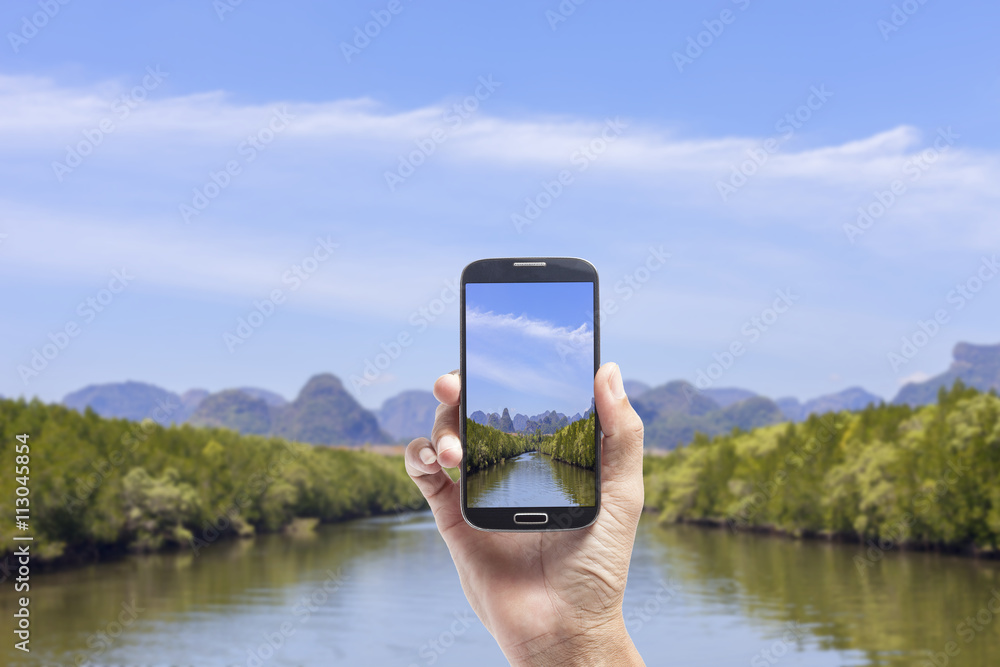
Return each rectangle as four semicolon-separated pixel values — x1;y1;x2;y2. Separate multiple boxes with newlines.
1;71;999;305
898;371;931;386
467;309;592;347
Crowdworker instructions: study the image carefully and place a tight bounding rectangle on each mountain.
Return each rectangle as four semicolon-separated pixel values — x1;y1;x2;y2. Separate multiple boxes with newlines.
512;413;529;431
64;339;996;451
236;387;287;408
525;410;569;435
775;397;802;421
894;342;1000;406
623;380;650;398
64;381;197;424
632;381;718;424
701;387;757;408
499;408;514;433
778;387;882;421
474;408;574;435
180;389;210;415
271;374;390;445
635;381;784;450
376;390;437;441
529;409;568;423
61;382;284;425
188;390;273;435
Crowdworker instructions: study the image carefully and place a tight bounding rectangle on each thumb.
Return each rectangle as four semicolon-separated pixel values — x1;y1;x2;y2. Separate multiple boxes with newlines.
594;362;645;505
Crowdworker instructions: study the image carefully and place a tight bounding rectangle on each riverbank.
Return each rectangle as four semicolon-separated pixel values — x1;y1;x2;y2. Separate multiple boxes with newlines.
643;382;1000;559
646;510;1000;560
0;397;425;572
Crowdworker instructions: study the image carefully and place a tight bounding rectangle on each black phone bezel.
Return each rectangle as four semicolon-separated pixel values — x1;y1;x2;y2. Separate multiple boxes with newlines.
459;257;600;532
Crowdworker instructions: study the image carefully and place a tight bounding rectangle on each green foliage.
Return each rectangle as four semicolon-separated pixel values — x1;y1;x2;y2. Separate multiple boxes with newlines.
0;398;420;563
644;382;1000;551
466;415;597;472
465;419;537;471
538;413;597;469
122;467;198;552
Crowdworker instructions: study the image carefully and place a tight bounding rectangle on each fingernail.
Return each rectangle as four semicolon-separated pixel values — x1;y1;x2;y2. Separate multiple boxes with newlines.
609;363;626;400
420;448;437;465
438;435;460;454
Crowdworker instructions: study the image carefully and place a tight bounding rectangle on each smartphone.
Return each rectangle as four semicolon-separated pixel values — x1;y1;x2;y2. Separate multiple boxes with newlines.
460;257;600;531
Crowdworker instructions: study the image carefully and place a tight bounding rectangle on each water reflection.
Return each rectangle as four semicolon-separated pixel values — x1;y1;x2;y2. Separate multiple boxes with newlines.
466;451;596;508
632;520;1000;666
4;513;1000;666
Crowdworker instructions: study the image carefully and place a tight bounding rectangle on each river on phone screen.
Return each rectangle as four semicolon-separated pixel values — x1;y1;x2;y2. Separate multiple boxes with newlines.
465;450;596;508
4;512;999;666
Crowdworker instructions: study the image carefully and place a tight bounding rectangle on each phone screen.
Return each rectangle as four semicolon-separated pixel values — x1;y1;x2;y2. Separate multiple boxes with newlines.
464;281;597;509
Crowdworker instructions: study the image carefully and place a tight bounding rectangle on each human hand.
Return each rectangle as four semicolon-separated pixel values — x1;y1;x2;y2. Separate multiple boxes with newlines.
405;362;645;666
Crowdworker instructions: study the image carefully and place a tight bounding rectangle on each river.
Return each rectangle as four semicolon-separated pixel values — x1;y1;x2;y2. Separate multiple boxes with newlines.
4;512;999;666
466;450;597;508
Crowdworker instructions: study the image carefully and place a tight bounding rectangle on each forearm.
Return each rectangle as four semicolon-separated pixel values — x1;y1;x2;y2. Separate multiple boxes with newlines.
502;617;644;667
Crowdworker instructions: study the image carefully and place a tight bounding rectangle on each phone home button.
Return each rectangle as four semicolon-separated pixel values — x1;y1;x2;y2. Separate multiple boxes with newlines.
513;513;549;525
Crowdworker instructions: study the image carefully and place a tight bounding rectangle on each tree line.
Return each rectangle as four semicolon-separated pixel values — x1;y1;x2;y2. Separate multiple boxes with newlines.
464;419;540;471
466;414;597;472
644;382;1000;554
538;413;597;469
0;398;420;564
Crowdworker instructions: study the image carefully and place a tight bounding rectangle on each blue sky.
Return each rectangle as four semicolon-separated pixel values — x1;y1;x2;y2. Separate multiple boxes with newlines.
466;282;594;418
2;0;999;409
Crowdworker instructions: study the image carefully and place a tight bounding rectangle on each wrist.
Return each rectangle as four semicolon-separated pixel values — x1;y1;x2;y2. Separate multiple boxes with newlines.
502;615;643;667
